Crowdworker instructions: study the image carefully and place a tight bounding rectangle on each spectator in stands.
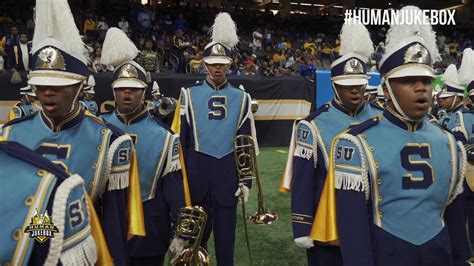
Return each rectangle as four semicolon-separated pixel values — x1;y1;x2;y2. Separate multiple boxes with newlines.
6;33;31;71
138;39;160;73
161;14;174;33
137;6;152;37
91;47;112;73
170;29;189;73
175;14;188;32
83;13;96;40
449;40;459;58
137;37;146;51
299;57;316;78
252;28;263;53
303;37;317;55
273;49;286;67
118;16;129;33
189;53;203;74
1;26;19;56
96;16;109;42
228;63;241;75
263;29;273;50
277;36;291;51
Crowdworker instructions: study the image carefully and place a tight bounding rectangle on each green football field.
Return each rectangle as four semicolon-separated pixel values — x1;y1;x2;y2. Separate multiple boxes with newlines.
205;147;308;265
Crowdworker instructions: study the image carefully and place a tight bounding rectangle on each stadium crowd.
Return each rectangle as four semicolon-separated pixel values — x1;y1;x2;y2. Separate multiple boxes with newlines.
0;2;473;77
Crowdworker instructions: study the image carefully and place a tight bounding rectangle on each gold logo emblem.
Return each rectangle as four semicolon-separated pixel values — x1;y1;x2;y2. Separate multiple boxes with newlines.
343;58;364;74
210;44;226;56
404;43;431;65
24;209;59;243
36;47;67;70
117;64;139;79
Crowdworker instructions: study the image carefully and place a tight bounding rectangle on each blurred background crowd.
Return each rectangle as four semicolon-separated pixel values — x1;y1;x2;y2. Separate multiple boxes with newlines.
0;1;472;78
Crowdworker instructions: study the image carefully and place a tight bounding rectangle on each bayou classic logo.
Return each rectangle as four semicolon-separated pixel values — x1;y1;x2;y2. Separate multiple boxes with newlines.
24;209;59;243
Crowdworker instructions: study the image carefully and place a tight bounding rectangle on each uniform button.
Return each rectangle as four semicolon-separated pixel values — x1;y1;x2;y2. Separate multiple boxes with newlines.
36;170;47;177
377;178;383;185
360;134;367;139
97;145;102;152
24;195;34;206
369;147;375;152
92;163;97;169
378;211;384;217
374;163;380;169
101;128;107;134
12;228;21;241
89;181;94;188
378;195;383;201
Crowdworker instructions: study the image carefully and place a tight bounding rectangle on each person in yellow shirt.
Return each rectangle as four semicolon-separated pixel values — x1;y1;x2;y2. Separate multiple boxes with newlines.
273;49;287;66
304;38;318;55
83;14;97;39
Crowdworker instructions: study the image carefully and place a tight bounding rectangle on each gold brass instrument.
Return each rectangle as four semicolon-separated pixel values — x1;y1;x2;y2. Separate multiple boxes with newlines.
234;135;278;224
158;97;178;116
170;206;209;266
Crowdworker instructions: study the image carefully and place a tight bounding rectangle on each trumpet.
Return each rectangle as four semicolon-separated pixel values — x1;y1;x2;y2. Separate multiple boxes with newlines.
234;135;278;225
169;206;210;266
158;97;178;116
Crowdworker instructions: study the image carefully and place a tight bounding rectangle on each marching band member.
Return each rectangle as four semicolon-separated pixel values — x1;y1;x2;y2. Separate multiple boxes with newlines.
2;0;145;264
280;19;382;266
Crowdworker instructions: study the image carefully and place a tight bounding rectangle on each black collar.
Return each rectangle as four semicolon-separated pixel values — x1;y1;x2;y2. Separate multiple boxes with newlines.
331;98;365;117
205;76;228;91
115;105;148;125
383;107;424;132
40;106;83;132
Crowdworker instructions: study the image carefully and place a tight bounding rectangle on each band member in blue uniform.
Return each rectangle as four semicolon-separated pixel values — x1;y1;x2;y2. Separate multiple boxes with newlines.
99;27;187;266
454;47;474;250
0;140;98;265
328;6;469;266
1;1;145;265
280;19;382;266
438;65;465;129
147;81;162;114
364;85;378;104
7;85;38;121
172;12;258;265
79;75;99;115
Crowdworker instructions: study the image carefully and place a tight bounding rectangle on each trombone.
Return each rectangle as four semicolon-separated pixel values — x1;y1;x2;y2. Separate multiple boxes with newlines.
169;206;210;266
234;135;278;225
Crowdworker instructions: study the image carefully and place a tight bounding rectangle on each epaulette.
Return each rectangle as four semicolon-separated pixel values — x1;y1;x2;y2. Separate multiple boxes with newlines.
151;116;174;134
184;80;203;89
84;111;106;125
305;103;330;121
347;115;382;135
103;121;125;138
3;111;38;128
370;102;385;111
1;141;69;180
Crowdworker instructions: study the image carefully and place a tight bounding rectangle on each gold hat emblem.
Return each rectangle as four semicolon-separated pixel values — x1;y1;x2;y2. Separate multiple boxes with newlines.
343;58;364;75
36;47;67;70
211;44;226;56
404;43;431;65
117;64;139;79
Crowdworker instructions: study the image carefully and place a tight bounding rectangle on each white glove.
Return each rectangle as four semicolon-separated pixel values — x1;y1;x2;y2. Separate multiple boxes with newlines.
234;185;250;203
294;236;314;249
168;238;184;257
